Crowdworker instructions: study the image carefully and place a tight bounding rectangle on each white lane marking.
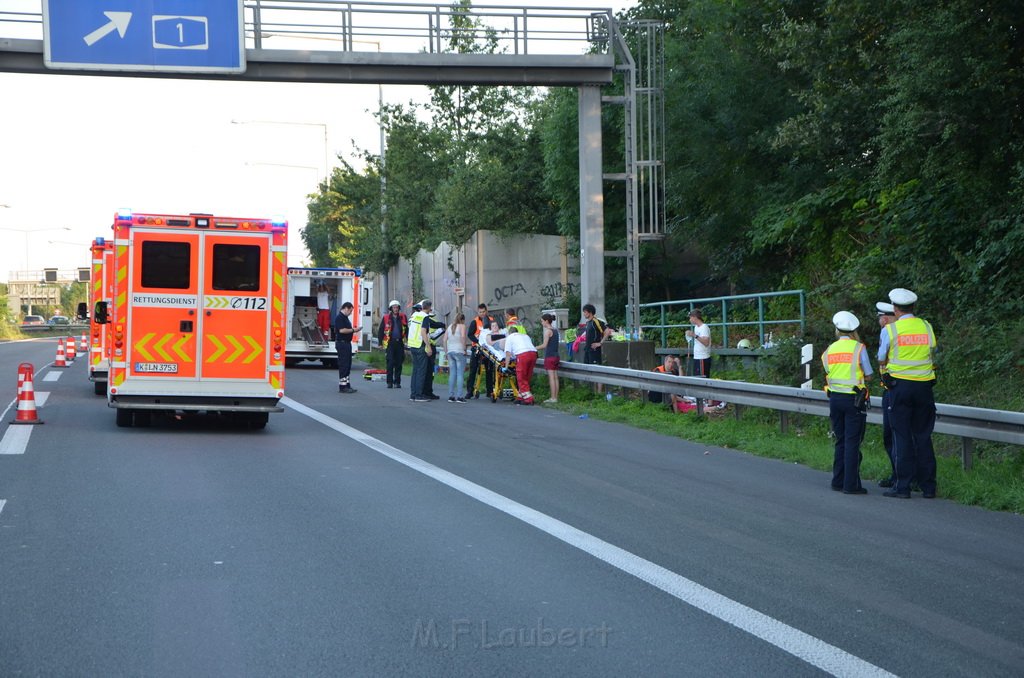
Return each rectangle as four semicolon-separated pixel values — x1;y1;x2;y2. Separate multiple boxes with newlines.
282;397;894;678
0;399;14;422
35;392;50;407
0;425;33;455
43;372;62;382
0;499;5;516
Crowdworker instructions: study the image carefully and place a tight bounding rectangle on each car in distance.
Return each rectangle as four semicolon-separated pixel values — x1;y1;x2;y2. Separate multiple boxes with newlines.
21;314;45;326
48;315;71;326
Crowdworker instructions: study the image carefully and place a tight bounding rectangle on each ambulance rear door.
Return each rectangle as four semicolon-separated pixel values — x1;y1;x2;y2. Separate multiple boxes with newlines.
200;231;272;381
126;229;201;380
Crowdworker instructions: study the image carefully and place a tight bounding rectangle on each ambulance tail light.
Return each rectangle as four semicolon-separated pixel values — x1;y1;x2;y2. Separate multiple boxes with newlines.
273;328;282;352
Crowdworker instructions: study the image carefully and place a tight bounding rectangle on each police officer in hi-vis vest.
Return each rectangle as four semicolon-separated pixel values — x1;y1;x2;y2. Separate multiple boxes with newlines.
822;311;874;494
878;288;938;499
406;301;432;402
874;301;898;488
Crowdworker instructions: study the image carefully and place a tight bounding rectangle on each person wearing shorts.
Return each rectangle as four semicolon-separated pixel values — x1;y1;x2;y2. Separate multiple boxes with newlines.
538;313;560;403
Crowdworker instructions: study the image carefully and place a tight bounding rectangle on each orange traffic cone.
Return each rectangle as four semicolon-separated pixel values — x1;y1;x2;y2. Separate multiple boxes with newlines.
12;363;44;425
54;338;67;368
79;334;87;352
65;335;76;361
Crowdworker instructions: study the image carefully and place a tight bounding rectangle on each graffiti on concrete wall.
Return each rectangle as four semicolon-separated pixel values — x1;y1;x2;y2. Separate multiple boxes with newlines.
540;281;577;300
493;282;528;303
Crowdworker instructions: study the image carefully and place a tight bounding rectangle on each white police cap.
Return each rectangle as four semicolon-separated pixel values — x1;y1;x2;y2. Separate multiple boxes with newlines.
832;310;860;332
888;288;918;306
875;301;895;316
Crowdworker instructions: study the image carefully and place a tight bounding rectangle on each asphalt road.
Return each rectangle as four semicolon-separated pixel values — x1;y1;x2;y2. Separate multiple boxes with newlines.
1;337;1022;677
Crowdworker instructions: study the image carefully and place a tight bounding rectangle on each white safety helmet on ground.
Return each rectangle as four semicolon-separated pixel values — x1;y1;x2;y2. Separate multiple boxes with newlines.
832;311;860;332
737;338;752;349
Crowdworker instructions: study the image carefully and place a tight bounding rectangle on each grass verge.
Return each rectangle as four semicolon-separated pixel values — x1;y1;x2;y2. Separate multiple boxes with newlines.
541;382;1024;514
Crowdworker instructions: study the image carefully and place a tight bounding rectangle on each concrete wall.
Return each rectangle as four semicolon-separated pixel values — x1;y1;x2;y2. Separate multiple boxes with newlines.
384;230;579;334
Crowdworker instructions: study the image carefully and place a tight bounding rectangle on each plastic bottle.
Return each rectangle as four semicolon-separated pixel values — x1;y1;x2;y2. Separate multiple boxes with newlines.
578;413;589;419
606;392;613;402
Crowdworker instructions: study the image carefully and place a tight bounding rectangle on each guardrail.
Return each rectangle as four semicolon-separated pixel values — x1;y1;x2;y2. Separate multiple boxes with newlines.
18;324;88;333
1;1;613;56
558;361;1024;470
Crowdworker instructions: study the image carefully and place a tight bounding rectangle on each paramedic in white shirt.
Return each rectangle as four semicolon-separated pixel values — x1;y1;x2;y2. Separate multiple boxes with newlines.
504;326;539;405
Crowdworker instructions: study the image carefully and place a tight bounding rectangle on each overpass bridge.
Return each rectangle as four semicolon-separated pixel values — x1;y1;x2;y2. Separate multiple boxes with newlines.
1;1;665;326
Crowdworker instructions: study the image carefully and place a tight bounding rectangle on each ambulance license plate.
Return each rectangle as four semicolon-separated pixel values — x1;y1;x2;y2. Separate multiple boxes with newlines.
135;362;178;373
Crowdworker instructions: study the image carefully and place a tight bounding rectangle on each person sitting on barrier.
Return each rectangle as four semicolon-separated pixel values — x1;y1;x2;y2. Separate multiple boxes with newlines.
650;355;682;408
504;324;538;405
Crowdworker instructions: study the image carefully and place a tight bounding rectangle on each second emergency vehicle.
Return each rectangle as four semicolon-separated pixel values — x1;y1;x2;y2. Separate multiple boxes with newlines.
101;210;288;428
284;267;373;366
85;237;114;395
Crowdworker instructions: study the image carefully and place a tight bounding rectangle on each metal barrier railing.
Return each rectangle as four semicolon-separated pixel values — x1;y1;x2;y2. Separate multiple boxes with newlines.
558;361;1024;470
1;1;613;56
638;290;805;349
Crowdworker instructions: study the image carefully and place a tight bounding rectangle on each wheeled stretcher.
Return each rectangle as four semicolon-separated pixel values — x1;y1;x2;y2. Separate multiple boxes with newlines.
473;343;519;403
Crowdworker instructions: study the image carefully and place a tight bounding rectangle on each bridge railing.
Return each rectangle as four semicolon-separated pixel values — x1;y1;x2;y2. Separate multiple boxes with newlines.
639;289;806;350
248;1;612;55
558;361;1024;470
1;1;614;56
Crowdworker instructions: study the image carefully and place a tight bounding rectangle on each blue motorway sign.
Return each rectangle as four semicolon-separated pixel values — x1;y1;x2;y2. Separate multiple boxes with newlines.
43;1;245;73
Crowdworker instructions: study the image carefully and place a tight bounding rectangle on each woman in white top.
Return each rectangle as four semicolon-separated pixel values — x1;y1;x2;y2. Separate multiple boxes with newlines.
445;313;469;402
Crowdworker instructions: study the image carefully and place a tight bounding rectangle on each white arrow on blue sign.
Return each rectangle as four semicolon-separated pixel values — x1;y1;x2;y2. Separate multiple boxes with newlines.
43;0;245;73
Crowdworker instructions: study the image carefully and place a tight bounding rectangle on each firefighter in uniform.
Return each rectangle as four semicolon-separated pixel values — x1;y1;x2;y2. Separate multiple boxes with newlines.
823;311;873;494
377;300;407;388
879;288;938;499
467;303;499;398
406;301;431;402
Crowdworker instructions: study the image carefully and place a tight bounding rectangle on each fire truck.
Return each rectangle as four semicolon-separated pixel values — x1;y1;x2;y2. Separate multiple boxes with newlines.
84;237;114;395
101;210;288;428
284;267;373;367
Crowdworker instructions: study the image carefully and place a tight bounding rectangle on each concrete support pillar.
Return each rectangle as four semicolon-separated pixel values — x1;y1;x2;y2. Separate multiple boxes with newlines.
578;85;605;318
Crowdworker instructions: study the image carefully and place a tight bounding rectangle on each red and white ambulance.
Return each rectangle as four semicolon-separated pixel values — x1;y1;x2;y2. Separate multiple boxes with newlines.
86;237;114;395
102;210;288;428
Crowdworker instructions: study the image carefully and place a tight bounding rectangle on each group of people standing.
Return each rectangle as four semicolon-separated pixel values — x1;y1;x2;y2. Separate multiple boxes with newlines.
371;301;563;406
822;287;938;499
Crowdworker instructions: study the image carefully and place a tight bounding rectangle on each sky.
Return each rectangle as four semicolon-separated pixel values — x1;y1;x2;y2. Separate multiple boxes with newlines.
0;1;635;281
